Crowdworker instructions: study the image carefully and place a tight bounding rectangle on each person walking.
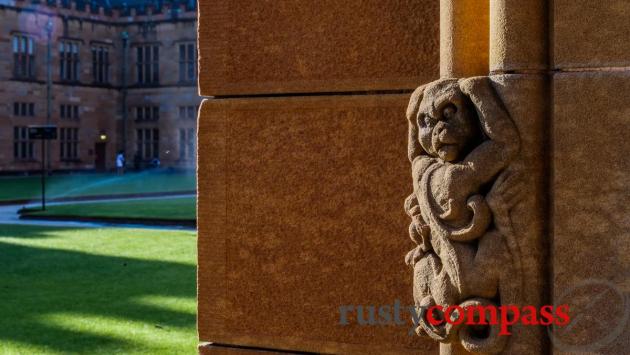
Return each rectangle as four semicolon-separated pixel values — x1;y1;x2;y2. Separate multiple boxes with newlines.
116;151;125;175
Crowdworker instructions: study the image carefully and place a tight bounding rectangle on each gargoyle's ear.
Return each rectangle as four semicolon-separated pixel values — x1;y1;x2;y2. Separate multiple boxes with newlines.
407;84;427;163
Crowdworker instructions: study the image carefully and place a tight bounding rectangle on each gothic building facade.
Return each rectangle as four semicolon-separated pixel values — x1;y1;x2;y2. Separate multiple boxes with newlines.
0;0;200;172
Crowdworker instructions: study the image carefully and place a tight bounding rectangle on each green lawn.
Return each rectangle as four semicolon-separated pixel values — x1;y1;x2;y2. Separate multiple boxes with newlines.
0;171;196;202
24;197;196;221
0;224;197;355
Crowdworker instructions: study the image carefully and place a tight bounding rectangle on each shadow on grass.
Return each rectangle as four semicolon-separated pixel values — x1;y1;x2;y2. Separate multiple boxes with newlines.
0;225;196;354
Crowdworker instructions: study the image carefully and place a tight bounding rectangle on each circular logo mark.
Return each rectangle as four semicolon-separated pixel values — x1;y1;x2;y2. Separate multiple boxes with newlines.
548;279;629;353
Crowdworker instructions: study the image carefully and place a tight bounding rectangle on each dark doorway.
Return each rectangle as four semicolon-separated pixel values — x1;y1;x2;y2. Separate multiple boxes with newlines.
94;143;107;171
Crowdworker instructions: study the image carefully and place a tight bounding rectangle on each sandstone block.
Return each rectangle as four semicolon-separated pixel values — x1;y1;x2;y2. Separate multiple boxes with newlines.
197;94;437;354
198;1;439;96
552;72;630;354
553;0;630;68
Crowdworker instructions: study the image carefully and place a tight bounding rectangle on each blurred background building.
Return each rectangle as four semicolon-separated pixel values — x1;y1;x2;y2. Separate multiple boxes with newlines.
0;0;199;172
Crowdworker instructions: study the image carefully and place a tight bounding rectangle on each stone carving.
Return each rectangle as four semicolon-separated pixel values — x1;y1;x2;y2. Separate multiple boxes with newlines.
404;77;524;354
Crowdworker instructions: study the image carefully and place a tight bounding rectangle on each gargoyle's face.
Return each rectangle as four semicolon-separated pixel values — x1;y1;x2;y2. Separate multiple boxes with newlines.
416;81;480;162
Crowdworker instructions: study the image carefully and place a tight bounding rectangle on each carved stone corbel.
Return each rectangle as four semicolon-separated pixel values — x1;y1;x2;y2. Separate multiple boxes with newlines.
404;77;527;354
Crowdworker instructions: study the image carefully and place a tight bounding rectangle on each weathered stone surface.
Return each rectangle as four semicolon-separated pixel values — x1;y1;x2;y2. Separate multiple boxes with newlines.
197;95;438;354
440;0;489;77
490;0;547;72
553;0;630;68
552;72;630;354
198;343;283;354
404;75;546;354
198;1;439;96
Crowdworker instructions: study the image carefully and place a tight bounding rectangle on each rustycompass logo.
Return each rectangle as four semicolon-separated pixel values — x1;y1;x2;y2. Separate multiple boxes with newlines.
338;300;572;336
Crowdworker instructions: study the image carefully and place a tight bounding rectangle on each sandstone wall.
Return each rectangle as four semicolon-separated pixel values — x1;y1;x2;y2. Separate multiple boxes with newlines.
197;1;630;354
551;2;630;353
197;1;440;353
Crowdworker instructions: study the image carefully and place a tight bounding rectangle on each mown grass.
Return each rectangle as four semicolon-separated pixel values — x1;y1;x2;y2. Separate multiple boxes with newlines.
0;224;197;355
0;171;195;202
24;197;196;221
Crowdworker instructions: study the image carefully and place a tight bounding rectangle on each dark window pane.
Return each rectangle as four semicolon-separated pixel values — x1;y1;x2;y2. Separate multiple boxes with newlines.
188;44;194;61
145;62;151;84
92;48;97;81
188;62;194;80
73;57;78;81
152;46;159;83
60;54;65;79
179;129;186;159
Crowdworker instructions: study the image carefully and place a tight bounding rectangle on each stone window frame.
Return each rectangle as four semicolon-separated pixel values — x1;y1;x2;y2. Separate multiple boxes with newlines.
136;128;160;160
178;105;198;120
59;39;81;82
13;102;35;117
135;106;160;122
178;127;196;161
60;104;80;121
12;33;36;80
59;127;80;161
135;43;160;85
13;126;34;161
178;41;197;83
91;42;112;85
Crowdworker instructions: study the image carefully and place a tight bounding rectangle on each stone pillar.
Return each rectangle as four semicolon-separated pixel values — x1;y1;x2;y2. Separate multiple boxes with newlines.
406;1;548;354
488;0;548;352
489;0;547;73
440;0;489;78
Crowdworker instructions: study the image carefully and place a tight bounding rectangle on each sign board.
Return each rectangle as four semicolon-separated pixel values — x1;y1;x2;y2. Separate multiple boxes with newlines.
28;125;58;140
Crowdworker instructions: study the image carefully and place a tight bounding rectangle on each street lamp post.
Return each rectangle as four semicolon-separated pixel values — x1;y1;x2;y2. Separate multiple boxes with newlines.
121;31;129;156
45;18;53;172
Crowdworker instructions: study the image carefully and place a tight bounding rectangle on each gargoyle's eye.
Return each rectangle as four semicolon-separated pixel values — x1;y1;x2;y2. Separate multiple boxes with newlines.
417;114;428;127
442;104;457;119
419;114;435;127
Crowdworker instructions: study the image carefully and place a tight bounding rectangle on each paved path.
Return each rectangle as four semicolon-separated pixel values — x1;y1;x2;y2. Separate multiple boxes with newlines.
0;193;196;230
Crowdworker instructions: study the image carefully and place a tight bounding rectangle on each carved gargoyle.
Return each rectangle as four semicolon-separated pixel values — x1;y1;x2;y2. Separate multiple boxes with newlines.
405;77;524;354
